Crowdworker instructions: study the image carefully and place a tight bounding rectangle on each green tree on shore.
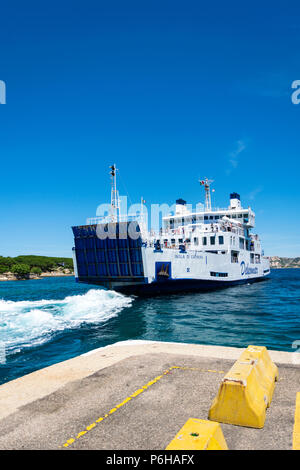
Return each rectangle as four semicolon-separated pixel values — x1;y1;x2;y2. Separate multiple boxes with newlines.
0;256;13;271
0;255;73;275
11;263;30;278
31;266;42;276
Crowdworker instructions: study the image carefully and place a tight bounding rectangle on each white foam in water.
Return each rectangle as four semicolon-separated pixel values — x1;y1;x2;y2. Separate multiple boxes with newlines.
0;289;132;354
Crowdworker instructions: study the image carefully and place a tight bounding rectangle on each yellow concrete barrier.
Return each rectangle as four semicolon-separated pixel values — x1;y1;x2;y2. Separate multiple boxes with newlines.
166;418;228;450
208;345;278;428
293;392;300;450
239;345;278;406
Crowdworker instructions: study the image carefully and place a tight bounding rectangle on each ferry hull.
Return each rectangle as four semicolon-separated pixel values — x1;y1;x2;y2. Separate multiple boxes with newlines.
75;274;269;296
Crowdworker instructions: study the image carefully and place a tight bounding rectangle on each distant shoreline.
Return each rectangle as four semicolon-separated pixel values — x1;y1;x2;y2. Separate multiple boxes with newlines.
0;272;74;282
271;266;300;269
0;255;74;282
269;256;300;269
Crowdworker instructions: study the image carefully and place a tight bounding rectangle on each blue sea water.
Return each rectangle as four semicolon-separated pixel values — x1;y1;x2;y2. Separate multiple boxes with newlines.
0;269;300;385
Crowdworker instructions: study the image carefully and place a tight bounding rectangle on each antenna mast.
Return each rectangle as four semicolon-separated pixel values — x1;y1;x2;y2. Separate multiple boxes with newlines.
199;178;214;211
110;164;120;222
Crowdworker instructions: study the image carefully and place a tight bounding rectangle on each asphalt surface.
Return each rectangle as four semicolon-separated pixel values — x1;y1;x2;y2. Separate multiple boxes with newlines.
0;350;298;450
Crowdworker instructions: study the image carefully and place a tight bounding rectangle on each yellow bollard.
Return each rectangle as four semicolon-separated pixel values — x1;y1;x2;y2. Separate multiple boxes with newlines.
239;345;278;406
208;345;278;428
293;393;300;450
166;418;228;450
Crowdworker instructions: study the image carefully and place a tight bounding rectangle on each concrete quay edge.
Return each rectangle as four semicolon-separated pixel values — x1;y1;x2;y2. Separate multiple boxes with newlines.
0;340;296;422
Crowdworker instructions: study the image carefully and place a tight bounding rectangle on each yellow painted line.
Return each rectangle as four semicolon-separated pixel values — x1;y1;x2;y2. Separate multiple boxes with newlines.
85;423;95;431
130;388;145;397
61;365;224;448
293;392;300;449
63;438;75;447
172;366;224;373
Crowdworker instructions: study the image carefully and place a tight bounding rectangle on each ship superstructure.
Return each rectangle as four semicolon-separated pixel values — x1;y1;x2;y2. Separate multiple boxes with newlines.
72;168;270;295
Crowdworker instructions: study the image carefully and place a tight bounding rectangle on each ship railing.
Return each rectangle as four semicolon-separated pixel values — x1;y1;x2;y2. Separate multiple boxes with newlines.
151;226;245;239
86;215;140;225
163;224;245;236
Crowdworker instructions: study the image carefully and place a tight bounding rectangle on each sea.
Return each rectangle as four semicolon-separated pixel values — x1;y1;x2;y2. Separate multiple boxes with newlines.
0;269;300;385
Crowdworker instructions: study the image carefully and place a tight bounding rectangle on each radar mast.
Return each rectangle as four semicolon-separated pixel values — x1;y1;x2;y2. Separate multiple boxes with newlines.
199;178;214;211
110;164;120;222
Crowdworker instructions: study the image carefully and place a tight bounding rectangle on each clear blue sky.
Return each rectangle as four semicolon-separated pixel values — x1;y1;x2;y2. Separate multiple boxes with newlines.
0;0;299;258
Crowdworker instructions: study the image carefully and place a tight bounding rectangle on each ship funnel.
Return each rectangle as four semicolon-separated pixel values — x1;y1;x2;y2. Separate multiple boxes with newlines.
229;192;241;210
175;199;188;215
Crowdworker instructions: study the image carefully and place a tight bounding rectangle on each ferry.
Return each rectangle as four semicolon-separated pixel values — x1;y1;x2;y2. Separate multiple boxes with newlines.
71;165;270;295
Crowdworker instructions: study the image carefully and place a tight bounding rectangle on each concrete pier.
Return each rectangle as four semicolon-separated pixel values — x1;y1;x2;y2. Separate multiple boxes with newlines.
0;341;299;450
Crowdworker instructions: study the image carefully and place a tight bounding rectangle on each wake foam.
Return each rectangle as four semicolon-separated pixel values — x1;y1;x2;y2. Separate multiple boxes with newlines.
0;289;132;354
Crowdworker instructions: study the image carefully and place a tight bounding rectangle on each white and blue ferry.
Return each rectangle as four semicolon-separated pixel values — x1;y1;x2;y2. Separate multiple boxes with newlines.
72;166;270;295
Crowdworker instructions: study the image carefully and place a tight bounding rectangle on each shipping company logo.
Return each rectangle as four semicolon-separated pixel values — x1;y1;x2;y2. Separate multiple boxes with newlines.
291;80;300;105
241;261;258;276
0;80;6;104
241;261;245;275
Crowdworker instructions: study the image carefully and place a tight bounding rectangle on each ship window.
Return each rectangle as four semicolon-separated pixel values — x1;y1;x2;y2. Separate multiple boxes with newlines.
250;253;255;264
202;237;207;246
210;236;215;245
255;254;261;264
204;216;208;221
238;214;242;218
209;216;214;220
239;237;244;249
193;237;199;245
215;215;220;219
182;218;185;225
171;239;176;245
218;236;224;245
179;238;183;243
210;272;228;277
231;251;239;263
